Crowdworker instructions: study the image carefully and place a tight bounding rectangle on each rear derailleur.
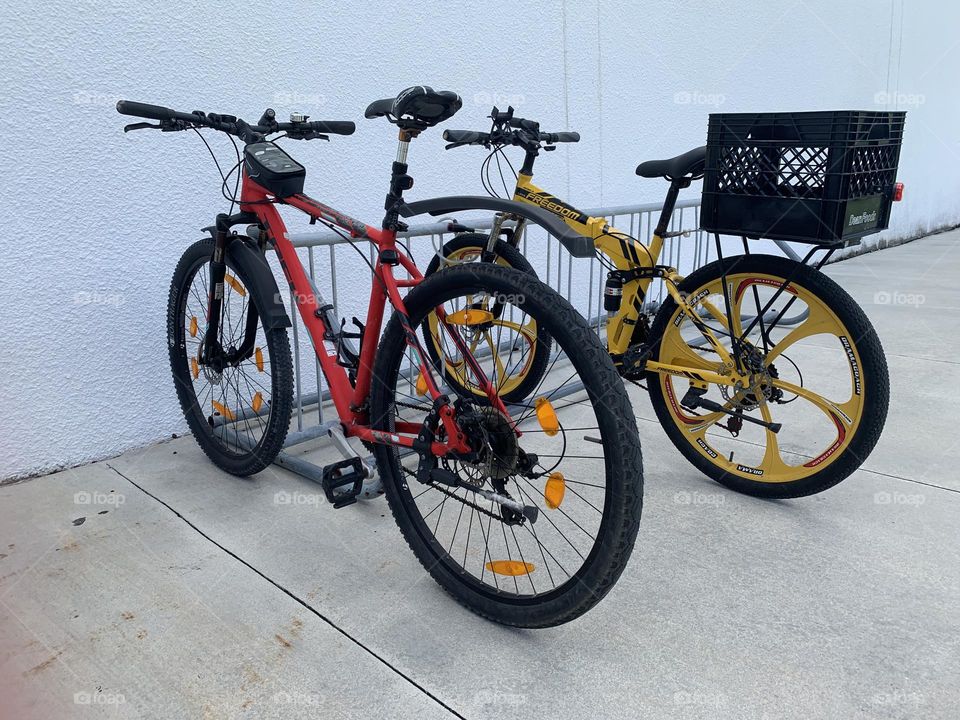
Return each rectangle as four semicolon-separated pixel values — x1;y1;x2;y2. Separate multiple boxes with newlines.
413;396;539;525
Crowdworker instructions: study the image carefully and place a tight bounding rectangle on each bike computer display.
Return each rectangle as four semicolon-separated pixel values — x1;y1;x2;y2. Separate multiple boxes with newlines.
243;142;306;197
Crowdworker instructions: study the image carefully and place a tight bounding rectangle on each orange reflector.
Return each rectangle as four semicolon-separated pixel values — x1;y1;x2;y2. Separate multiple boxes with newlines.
544;472;566;509
224;274;246;296
446;308;493;326
189;316;198;337
212;400;235;421
535;397;559;436
415;372;428;396
255;347;264;372
190;357;199;380
485;560;535;577
252;392;263;413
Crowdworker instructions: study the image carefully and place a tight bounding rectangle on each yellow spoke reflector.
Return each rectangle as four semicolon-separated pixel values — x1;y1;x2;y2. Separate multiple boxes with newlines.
535;397;559;436
485;560;535;576
252;392;263;413
544;472;566;509
189;316;198;337
190;357;200;380
224;274;247;296
446;308;493;326
255;347;264;372
212;400;235;421
415;372;428;396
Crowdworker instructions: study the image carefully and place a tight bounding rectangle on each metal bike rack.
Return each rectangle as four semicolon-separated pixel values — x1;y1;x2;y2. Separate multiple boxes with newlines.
248;198;805;496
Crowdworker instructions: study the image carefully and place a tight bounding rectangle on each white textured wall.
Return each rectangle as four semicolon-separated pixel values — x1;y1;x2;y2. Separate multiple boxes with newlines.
2;0;957;480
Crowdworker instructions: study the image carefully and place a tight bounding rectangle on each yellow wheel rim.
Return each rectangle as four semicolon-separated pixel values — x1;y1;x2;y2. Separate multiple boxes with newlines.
655;272;865;483
427;246;539;397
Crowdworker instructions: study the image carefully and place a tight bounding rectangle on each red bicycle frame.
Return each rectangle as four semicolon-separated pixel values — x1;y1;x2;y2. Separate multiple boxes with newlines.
236;169;509;456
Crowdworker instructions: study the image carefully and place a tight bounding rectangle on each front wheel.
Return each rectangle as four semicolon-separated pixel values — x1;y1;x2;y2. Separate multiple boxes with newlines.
167;239;294;476
371;263;643;627
646;253;888;498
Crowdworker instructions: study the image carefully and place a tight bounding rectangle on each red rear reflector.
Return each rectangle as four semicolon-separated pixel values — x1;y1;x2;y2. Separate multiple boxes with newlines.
893;182;904;202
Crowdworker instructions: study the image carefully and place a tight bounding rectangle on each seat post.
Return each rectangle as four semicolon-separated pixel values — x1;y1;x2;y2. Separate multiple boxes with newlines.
395;131;411;165
382;130;417;230
653;178;690;237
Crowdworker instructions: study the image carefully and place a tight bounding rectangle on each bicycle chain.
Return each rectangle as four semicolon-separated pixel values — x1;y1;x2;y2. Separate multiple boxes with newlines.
395;398;432;412
401;466;516;524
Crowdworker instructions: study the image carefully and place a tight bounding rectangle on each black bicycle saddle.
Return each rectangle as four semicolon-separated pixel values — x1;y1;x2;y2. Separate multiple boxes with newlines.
365;86;462;130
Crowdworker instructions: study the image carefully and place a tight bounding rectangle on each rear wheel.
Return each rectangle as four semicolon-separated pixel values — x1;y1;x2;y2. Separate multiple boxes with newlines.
168;239;294;476
646;254;888;498
371;263;643;627
422;233;551;403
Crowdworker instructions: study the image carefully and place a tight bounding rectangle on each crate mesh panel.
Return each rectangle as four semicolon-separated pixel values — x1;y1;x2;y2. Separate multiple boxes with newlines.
849;145;899;198
717;146;827;199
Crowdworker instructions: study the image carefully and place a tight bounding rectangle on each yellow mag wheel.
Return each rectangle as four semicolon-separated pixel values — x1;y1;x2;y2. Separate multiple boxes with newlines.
422;233;552;404
646;254;888;498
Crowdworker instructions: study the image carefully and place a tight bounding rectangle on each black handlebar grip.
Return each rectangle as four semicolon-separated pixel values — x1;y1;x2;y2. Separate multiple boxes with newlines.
541;131;580;143
509;117;539;131
442;129;485;144
116;100;178;121
304;120;356;136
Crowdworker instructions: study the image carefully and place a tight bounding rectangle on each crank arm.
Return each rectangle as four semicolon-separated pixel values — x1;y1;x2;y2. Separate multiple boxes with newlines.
680;388;781;433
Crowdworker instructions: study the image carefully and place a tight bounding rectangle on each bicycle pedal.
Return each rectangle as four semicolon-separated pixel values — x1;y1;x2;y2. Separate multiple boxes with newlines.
321;457;366;508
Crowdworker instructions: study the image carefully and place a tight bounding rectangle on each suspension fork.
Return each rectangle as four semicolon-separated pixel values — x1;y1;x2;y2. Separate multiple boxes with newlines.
200;214;231;368
201;212;260;367
481;213;526;257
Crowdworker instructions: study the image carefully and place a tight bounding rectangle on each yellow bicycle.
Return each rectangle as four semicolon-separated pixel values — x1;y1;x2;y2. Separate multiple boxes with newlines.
424;107;900;498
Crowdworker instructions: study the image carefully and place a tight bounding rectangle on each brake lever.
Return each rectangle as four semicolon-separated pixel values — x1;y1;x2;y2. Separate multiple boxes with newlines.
125;119;194;133
123;122;161;132
288;131;329;141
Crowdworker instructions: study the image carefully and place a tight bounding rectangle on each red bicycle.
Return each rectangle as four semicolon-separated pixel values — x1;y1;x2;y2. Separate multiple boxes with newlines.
118;87;643;627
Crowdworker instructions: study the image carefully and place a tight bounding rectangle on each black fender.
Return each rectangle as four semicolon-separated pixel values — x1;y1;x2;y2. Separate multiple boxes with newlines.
225;237;291;329
401;196;596;258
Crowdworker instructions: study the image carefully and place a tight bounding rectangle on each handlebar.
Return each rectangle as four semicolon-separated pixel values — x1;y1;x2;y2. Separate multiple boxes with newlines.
116;100;356;141
442;127;579;149
443;129;490;145
116;100;185;122
541;131;580;144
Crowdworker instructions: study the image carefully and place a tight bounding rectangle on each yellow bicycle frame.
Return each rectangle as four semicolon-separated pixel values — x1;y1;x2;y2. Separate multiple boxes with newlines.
511;174;744;386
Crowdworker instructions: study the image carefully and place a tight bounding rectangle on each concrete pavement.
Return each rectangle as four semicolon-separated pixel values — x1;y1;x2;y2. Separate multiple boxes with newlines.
2;230;958;719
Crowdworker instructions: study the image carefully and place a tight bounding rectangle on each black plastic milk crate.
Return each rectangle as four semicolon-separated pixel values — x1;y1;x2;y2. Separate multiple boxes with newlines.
700;110;906;246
